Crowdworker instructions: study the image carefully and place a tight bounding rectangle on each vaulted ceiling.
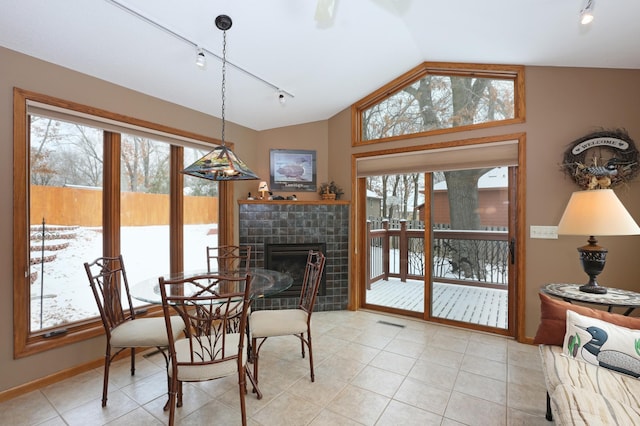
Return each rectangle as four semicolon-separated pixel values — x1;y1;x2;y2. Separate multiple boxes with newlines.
1;0;639;131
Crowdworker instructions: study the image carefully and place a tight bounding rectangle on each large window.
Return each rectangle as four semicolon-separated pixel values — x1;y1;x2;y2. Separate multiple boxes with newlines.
353;62;525;145
29;117;104;331
13;88;228;357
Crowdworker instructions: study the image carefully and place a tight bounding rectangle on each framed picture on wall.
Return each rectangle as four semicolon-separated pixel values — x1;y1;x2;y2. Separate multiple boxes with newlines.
270;149;317;191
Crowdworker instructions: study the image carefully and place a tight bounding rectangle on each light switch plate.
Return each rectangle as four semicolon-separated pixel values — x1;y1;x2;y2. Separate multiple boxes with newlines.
530;225;558;239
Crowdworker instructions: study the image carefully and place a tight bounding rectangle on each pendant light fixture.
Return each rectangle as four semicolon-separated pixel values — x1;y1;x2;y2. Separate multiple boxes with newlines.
182;15;259;181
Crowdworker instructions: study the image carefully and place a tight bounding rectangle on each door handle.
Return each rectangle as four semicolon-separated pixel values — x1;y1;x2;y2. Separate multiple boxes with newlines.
509;237;515;264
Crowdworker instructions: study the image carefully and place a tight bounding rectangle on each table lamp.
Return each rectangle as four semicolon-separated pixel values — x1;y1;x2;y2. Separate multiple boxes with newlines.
557;189;640;294
258;181;269;199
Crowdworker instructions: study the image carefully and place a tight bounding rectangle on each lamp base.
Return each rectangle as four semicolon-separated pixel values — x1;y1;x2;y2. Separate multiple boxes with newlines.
577;236;608;294
579;283;608;294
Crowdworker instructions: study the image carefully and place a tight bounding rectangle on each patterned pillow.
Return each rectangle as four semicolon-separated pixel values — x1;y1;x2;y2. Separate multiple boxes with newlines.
563;310;640;378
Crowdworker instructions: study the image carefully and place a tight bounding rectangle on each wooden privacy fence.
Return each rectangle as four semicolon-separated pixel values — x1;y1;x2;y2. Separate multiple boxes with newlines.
30;185;218;227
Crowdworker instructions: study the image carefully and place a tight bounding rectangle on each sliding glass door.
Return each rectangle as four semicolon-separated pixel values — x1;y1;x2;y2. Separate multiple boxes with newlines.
362;164;517;334
430;166;511;330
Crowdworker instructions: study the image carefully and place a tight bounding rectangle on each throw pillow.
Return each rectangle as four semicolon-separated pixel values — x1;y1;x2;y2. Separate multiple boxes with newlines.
533;292;640;346
563;310;640;378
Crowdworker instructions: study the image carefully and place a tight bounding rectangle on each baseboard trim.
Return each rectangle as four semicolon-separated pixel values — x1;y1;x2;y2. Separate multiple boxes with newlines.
0;349;138;403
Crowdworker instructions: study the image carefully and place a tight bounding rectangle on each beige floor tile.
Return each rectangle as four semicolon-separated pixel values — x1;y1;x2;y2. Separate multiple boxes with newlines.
420;346;465;369
350;365;405;398
326;384;390;426
307;408;363;425
142;382;214;423
507;381;549;416
60;389;139;426
440;418;467;426
460;353;507;382
383;337;426;358
507;407;552;426
104;406;163;425
119;370;168;406
453;370;506;405
376;400;442;426
466;338;508;363
394;327;435;345
252;391;323;426
333;342;380;365
0;390;59;426
444;391;507;426
393;376;451;415
41;369;104;413
351;330;394;349
178;399;247;426
287;374;349;406
369;350;416;376
33;417;67;426
429;332;470;354
314;353;366;382
507;364;547;390
408;358;459;391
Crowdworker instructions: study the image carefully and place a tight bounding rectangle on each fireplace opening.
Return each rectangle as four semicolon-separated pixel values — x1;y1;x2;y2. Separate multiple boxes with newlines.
265;243;326;298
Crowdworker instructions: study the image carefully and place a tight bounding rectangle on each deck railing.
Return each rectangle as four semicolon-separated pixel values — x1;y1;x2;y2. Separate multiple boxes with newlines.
366;219;510;290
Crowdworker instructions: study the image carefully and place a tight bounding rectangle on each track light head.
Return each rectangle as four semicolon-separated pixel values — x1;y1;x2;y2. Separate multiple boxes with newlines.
277;91;286;105
580;0;595;25
195;47;206;69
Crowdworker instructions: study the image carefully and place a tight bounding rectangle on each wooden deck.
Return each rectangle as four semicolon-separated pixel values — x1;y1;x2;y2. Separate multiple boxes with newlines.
366;278;508;329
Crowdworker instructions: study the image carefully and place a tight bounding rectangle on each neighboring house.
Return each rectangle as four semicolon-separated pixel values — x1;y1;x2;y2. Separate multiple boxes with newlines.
366;189;382;217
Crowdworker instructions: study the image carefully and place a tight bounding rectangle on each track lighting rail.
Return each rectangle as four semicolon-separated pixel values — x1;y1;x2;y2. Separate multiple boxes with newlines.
104;0;295;99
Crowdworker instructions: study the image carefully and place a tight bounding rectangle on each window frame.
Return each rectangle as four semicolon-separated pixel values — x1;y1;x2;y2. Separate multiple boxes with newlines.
351;62;525;146
13;88;232;358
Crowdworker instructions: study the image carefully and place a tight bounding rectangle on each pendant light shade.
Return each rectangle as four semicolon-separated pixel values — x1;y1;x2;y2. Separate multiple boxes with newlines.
182;14;259;181
182;145;259;180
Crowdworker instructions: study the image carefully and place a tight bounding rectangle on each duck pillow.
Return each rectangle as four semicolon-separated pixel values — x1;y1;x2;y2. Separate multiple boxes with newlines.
563;310;640;378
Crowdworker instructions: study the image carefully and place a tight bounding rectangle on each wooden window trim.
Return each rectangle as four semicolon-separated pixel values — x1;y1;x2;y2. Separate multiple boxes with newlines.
351;62;526;146
13;88;232;358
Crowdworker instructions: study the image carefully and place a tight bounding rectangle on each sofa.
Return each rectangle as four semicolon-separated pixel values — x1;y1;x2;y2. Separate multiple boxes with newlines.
535;293;640;424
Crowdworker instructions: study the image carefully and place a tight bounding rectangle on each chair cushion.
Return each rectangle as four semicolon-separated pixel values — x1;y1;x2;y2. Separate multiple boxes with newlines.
111;316;183;348
170;333;246;382
250;309;308;338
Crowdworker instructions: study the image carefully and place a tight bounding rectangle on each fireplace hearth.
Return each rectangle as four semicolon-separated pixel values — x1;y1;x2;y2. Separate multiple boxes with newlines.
265;243;326;297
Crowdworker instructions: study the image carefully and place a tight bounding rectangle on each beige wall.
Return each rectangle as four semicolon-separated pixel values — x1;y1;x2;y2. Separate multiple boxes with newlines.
2;44;640;393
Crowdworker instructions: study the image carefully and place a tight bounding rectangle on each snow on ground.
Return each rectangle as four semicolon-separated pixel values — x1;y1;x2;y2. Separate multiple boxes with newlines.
31;224;217;330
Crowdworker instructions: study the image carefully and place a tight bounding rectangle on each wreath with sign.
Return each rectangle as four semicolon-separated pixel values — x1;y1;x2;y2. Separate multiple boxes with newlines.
561;129;639;189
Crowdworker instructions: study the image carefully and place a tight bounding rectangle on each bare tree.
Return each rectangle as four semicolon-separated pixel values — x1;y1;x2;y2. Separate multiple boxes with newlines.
121;135;170;194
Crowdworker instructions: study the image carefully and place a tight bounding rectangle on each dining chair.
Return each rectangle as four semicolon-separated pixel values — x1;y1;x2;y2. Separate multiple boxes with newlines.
206;245;252;273
84;255;184;407
250;250;326;385
159;272;258;426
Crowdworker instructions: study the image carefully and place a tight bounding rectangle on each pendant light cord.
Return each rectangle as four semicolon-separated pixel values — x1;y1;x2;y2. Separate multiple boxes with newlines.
221;29;227;146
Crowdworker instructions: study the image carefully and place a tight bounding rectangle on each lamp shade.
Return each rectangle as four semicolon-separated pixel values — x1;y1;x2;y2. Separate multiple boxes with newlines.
182;145;259;181
258;181;269;192
557;189;640;236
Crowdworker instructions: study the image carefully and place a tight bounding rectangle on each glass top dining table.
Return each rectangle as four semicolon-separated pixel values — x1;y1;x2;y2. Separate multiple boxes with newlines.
131;268;294;304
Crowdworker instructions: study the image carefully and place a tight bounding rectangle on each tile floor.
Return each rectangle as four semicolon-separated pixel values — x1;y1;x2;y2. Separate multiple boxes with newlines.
1;310;550;425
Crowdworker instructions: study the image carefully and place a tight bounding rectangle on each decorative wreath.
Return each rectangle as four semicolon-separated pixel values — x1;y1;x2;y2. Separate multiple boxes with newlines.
561;129;640;190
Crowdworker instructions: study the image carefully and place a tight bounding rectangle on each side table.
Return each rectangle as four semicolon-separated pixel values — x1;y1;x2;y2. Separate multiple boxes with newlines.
542;283;640;316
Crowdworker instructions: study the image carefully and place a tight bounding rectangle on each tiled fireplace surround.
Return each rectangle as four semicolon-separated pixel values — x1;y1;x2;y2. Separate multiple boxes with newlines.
238;200;349;311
